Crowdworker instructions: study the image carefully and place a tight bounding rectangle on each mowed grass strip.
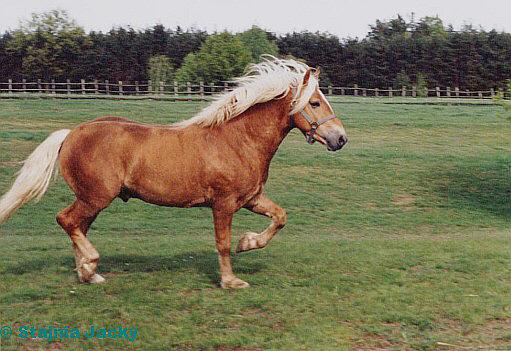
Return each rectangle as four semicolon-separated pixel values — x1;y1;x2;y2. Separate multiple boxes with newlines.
0;98;510;350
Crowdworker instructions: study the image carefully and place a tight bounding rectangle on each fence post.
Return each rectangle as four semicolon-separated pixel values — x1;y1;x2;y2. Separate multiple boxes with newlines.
490;88;495;98
224;82;229;92
119;81;123;96
362;88;367;97
199;81;204;99
80;79;85;95
328;85;332;95
478;91;482;99
354;84;358;96
340;87;345;96
159;81;164;95
187;82;192;101
66;79;71;95
436;86;440;97
135;81;139;95
8;79;12;94
412;85;417;97
374;88;379;97
105;80;110;95
147;80;152;94
446;87;451;97
94;80;99;95
51;79;56;94
388;87;393;98
37;79;42;93
22;78;26;93
455;87;460;98
174;81;178;97
402;86;406;97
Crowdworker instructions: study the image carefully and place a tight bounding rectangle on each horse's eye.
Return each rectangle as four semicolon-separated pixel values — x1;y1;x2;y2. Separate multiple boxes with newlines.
310;101;320;108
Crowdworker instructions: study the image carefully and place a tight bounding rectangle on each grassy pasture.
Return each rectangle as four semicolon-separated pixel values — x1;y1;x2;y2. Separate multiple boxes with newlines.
0;98;510;350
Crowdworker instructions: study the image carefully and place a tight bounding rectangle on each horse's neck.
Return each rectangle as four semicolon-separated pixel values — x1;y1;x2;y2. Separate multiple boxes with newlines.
234;97;292;164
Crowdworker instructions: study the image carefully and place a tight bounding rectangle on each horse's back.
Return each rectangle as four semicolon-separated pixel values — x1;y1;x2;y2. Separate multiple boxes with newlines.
86;116;135;124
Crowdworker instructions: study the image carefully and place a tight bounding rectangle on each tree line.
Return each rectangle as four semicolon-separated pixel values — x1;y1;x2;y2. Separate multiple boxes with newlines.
1;11;510;90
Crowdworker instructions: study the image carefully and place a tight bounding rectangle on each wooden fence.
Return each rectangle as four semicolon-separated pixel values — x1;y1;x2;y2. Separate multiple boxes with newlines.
0;79;507;100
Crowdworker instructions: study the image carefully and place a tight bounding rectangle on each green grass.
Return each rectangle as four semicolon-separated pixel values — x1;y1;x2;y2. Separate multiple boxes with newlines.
0;98;510;350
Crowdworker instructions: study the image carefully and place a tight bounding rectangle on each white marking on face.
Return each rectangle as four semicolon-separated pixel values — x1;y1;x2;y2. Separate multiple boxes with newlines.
318;89;334;113
317;89;347;137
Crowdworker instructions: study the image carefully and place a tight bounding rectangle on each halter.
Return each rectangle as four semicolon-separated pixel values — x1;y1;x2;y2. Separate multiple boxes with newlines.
299;110;337;144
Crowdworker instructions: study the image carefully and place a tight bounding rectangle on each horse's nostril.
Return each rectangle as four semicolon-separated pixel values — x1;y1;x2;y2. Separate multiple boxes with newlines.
339;135;348;145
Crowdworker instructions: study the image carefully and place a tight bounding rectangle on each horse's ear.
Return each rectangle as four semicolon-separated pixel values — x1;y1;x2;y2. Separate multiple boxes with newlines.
303;68;312;85
314;67;320;79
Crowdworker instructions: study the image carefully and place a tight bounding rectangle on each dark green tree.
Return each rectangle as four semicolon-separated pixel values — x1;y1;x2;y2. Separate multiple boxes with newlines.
175;32;251;83
237;26;279;62
6;10;90;81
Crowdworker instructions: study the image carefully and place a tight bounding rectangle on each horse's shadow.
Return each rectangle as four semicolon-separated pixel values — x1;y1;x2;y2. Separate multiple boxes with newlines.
433;161;511;217
6;250;266;285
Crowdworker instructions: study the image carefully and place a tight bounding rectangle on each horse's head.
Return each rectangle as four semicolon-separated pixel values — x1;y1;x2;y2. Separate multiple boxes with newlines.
291;68;348;151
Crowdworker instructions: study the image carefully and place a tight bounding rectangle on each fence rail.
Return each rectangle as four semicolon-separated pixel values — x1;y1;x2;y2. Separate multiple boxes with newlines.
0;79;508;100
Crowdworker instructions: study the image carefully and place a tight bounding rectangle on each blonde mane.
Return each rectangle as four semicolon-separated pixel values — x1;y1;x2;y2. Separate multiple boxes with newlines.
172;57;318;128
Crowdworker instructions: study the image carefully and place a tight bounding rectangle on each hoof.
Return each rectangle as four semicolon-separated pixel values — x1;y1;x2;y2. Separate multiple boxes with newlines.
221;277;250;289
76;261;100;283
236;232;264;253
78;272;105;284
89;274;106;284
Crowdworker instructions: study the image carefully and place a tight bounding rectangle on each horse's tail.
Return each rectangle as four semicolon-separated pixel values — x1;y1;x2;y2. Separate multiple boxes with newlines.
0;129;71;224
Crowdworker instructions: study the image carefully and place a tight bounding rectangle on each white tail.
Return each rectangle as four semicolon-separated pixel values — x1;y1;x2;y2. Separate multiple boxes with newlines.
0;129;71;224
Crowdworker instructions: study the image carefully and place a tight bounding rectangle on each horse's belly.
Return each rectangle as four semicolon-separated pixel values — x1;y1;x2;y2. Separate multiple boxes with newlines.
122;179;210;208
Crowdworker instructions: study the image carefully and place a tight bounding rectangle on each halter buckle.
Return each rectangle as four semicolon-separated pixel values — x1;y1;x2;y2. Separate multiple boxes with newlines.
306;122;318;144
298;111;337;145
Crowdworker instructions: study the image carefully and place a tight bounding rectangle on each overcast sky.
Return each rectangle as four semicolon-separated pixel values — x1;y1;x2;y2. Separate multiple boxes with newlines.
2;0;510;38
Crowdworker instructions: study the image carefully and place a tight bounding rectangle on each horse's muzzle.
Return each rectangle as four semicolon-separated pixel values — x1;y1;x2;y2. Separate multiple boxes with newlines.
326;134;348;151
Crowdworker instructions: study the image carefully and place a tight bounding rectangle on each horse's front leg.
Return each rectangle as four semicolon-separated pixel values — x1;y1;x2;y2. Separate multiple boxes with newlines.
236;193;287;253
213;208;250;289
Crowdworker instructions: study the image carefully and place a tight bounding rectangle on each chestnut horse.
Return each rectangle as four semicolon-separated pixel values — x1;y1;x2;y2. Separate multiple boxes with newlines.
0;58;347;288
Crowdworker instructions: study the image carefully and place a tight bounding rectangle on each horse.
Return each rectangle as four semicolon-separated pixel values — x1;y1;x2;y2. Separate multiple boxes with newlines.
0;58;347;289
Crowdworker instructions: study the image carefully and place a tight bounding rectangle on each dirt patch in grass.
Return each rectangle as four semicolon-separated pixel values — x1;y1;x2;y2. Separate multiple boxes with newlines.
353;322;410;351
392;194;416;207
17;342;66;351
432;318;511;349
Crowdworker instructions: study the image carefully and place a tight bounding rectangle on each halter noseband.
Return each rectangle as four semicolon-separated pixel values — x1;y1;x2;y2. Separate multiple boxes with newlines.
299;110;337;144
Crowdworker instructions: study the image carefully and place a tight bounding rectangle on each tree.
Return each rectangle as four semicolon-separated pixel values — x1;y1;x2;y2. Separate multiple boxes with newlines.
277;31;342;85
394;70;411;89
6;10;90;81
147;55;174;91
175;32;251;83
415;72;428;97
237;26;278;62
368;15;409;41
413;16;447;39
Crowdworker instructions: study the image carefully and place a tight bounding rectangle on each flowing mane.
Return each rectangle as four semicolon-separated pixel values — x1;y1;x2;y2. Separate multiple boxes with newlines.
172;57;318;128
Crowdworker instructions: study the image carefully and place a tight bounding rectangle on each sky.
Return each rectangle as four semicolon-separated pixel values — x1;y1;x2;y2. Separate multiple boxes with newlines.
1;0;510;38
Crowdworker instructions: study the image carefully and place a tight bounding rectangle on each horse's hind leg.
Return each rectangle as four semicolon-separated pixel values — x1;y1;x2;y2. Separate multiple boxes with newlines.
57;199;105;284
236;193;287;253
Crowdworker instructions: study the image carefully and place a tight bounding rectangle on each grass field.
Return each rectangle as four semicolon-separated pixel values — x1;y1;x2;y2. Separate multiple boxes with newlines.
0;98;510;350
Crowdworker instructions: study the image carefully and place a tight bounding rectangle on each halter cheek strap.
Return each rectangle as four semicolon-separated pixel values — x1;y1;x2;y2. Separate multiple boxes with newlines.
299;110;337;144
